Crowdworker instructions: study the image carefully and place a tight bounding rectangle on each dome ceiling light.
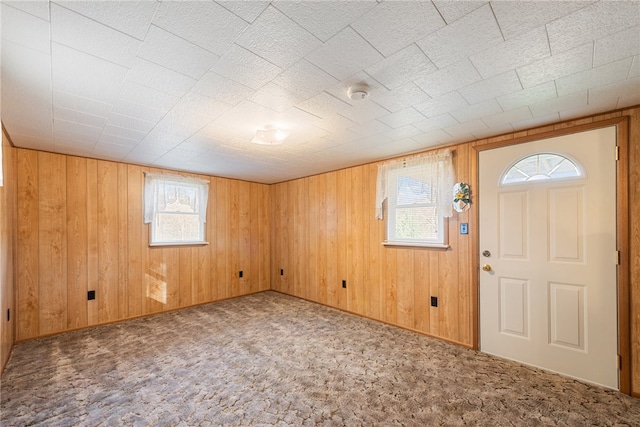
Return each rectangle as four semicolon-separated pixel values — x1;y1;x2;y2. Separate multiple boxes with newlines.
251;125;289;145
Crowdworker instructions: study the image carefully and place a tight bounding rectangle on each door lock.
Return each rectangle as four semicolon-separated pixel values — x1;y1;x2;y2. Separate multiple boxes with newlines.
482;250;491;257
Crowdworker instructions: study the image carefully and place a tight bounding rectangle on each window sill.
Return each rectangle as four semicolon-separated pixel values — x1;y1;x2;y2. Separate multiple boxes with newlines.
149;241;210;247
382;241;450;250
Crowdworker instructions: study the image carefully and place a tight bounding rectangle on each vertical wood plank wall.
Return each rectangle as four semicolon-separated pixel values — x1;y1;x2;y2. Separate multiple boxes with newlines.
14;153;271;341
270;107;640;394
1;128;17;371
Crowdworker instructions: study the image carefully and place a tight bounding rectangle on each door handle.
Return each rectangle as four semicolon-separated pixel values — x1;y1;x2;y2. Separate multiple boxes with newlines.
482;264;492;272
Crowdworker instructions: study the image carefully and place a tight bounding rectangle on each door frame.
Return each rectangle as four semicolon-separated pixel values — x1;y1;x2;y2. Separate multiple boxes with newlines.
471;117;631;395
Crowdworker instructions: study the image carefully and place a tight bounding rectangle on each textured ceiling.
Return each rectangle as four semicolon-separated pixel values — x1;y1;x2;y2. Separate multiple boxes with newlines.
1;1;639;184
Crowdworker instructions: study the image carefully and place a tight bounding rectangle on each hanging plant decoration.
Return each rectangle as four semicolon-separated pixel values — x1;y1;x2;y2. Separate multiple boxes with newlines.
453;182;471;213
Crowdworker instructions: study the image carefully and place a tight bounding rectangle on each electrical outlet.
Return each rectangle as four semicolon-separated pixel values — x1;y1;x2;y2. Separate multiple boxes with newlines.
88;290;96;301
342;280;347;289
239;271;243;278
430;296;438;307
7;309;9;322
280;269;284;276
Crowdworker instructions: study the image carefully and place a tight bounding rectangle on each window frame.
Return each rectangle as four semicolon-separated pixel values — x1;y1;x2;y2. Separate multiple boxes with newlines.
382;163;450;249
144;173;209;247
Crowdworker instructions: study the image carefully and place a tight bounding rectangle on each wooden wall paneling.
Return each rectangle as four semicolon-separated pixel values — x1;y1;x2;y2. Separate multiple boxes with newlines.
366;164;383;321
325;172;338;307
383;247;398;325
307;175;319;303
455;144;473;345
16;150;39;340
628;110;640;396
285;181;296;296
164;246;180;310
238;181;251;294
96;161;119;323
179;245;192;307
335;169;348;310
348;167;365;315
413;250;430;332
66;157;88;329
428;251;440;337
316;174;328;305
294;178;309;299
86;159;99;325
439;225;460;342
271;183;285;293
395;249;415;330
117;163;128;318
126;165;143;318
249;183;260;294
192;178;212;304
38;152;68;335
1;136;16;371
228;179;240;297
215;177;230;299
258;183;270;291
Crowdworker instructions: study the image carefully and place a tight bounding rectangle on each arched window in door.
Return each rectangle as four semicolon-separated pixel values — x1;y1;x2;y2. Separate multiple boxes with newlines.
501;153;583;185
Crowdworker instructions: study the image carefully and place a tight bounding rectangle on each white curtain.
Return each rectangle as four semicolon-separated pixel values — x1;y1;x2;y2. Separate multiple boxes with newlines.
375;149;454;220
143;172;209;224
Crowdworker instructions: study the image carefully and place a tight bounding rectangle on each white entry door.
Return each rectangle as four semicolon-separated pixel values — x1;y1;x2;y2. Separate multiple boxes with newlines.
479;126;619;389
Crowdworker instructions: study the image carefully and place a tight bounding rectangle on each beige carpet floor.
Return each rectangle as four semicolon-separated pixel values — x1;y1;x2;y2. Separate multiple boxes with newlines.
1;291;638;426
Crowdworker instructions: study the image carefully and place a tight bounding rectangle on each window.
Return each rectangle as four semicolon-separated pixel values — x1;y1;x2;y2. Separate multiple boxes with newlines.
144;173;209;246
501;153;582;185
376;150;454;248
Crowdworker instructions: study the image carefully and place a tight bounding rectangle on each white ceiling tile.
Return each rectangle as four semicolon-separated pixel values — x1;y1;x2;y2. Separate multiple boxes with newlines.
53;90;111;118
54;118;102;140
517;43;593;89
248;83;302;113
277;107;326;130
106;113;155;134
547;1;640;54
274;0;375;42
236;6;321;69
384;125;423;140
470;27;550;79
137;25;219;80
272;60;339;100
3;1;50;21
413;92;468;118
54;1;158;40
418;5;502;69
209;44;282;90
92;142;132;160
496;82;557;111
111;99;166;124
555;57;634;96
411;129;455;148
305;27;384;80
559;102;619;122
102;124;146;142
443;119;489;139
153;1;248;56
2;40;52;104
372;82;431;113
413;113;459;133
348;120;392;138
50;4;140;67
528;91;588;118
338;101;390;123
117;81;178;113
631;55;640;77
217;1;269;23
414;59;482;97
472;123;514;139
458;70;522;105
191;72;254;106
482;106;532;129
126;58;197;98
492;1;592;41
432;1;487;24
594;25;640;67
450;99;502;123
212;100;281;138
511;112;560;132
1;3;50;53
589;77;640;108
313;113;357;133
54;106;106;129
365;44;437;90
352;1;445;57
54;139;95;156
7;134;54;151
377;107;426;129
296;92;351;119
97;133;140;148
51;43;128;105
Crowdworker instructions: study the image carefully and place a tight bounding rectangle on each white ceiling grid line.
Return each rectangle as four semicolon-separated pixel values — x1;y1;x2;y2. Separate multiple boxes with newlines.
1;0;639;184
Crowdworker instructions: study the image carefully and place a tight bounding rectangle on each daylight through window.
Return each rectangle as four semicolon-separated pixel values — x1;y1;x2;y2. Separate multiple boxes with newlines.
144;173;209;246
501;153;582;185
376;150;454;248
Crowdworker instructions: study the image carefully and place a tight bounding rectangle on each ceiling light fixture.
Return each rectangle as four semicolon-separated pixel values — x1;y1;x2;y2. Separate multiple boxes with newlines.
347;83;370;101
251;125;289;145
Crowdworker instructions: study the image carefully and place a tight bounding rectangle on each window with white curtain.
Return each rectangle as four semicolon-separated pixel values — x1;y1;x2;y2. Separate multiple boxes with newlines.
144;173;209;246
375;149;454;248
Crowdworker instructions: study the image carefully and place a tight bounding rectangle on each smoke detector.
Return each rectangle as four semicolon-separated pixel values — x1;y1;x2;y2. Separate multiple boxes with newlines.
347;83;369;101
